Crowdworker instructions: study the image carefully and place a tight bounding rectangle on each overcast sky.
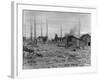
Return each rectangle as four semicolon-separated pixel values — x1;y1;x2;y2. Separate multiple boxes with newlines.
23;10;91;39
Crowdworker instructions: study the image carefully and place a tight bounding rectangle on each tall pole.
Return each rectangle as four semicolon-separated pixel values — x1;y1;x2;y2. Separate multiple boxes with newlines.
46;17;48;37
78;18;81;48
41;25;43;37
25;24;26;39
78;18;80;38
60;24;62;38
34;16;36;40
41;16;43;37
30;16;33;41
23;13;26;40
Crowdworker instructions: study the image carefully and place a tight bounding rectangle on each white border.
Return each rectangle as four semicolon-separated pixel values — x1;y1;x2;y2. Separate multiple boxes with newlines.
11;2;97;78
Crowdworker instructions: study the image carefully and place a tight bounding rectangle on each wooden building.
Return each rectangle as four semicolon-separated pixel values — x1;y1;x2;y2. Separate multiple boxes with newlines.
80;34;91;46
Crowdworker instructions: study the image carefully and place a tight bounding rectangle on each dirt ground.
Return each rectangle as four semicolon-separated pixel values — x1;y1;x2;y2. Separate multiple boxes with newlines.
23;43;91;69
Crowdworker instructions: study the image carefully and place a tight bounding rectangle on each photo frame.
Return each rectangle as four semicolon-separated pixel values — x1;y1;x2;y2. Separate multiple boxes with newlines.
11;1;97;78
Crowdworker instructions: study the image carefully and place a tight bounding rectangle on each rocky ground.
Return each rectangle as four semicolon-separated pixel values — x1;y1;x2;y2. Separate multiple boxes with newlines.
23;43;91;69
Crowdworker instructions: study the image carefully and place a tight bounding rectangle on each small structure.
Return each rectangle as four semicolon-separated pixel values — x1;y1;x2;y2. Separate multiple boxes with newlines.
67;35;80;48
66;34;91;49
37;36;48;42
80;34;91;46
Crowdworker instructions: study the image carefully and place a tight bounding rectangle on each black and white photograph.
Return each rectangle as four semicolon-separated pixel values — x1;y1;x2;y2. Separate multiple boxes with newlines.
22;10;91;69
